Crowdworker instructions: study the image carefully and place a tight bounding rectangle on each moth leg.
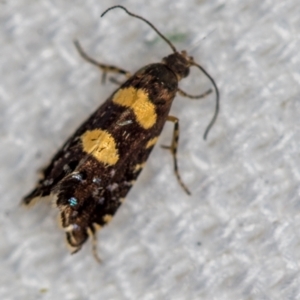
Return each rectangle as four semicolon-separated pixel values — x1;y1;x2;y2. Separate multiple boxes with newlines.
109;76;125;85
177;88;212;99
88;224;101;263
74;40;132;83
161;115;191;195
178;87;219;140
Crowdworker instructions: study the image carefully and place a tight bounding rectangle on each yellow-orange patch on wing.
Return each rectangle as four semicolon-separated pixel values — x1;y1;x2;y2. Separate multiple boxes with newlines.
112;87;156;129
146;136;159;149
81;129;119;165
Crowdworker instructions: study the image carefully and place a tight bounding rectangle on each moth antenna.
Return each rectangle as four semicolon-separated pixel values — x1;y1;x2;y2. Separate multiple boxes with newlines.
191;62;219;140
101;5;177;53
101;6;219;140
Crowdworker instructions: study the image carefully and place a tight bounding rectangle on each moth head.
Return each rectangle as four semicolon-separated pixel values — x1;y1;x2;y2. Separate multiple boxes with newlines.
162;51;192;81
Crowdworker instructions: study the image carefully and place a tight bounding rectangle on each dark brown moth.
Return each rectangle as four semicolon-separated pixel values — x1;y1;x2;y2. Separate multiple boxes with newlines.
22;5;219;260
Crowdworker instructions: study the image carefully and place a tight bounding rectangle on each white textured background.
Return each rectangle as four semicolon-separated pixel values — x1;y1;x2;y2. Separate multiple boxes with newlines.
1;0;300;299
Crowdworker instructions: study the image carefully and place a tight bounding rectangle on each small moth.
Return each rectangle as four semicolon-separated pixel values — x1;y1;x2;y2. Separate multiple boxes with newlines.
23;6;219;260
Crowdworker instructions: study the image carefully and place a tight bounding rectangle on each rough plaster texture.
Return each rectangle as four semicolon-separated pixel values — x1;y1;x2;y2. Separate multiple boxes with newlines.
1;0;300;299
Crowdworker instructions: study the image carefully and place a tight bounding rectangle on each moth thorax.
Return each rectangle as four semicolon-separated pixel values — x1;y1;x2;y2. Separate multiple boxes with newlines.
162;51;191;81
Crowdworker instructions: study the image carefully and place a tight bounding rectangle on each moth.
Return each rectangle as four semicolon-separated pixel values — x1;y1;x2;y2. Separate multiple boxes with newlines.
23;5;219;260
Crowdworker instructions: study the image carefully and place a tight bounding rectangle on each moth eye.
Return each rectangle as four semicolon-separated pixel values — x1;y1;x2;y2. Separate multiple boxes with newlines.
68;197;78;207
